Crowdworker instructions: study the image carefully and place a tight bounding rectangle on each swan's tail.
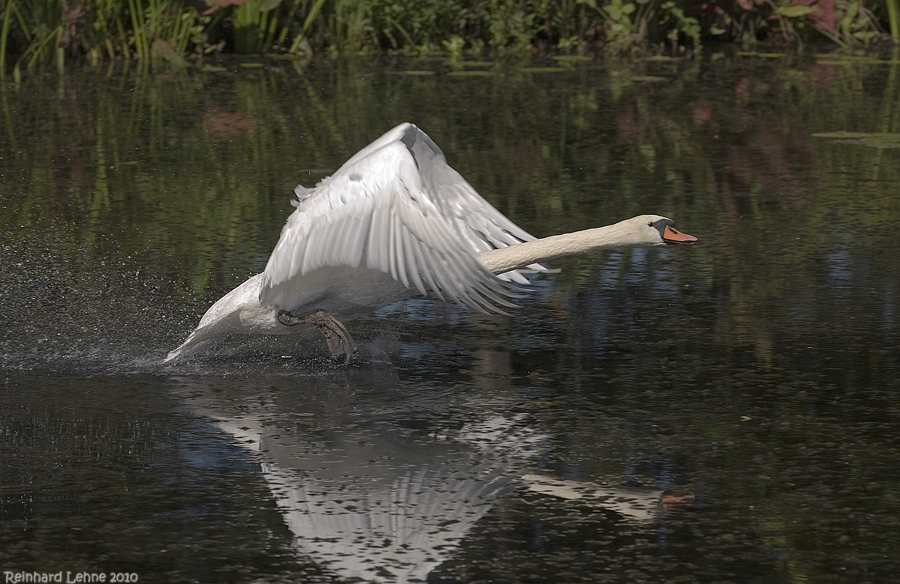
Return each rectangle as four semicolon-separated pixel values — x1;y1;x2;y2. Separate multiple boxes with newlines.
163;331;220;363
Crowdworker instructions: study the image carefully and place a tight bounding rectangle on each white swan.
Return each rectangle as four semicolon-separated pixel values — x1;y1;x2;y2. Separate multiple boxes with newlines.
164;122;696;363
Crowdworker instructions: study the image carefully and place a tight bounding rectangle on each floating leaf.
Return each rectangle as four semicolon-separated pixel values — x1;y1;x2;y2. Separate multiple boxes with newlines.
447;70;497;77
519;67;567;73
553;55;593;62
737;51;786;58
388;70;436;76
812;131;900;148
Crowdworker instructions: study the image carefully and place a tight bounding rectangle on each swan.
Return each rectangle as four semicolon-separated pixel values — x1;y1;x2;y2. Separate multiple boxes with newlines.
164;122;696;363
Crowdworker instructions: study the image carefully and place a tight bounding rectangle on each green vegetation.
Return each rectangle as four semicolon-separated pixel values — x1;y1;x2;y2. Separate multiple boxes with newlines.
0;0;898;76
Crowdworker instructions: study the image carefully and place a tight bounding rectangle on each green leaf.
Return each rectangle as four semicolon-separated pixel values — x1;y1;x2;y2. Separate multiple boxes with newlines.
775;5;819;18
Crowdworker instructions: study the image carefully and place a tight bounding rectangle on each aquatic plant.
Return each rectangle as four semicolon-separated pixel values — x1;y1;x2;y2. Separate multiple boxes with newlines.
777;0;886;49
889;0;900;43
0;0;213;76
0;0;897;77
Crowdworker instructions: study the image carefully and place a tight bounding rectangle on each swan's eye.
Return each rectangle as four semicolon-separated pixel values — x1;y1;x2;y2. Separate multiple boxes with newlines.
647;221;654;227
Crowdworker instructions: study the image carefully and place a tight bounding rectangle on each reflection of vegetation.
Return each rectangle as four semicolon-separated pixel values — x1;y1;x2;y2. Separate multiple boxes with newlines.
2;56;900;584
1;57;898;346
1;0;898;75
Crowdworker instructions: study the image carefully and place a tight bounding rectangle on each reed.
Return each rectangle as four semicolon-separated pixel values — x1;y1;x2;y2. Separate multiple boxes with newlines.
0;0;897;77
0;0;63;75
288;0;328;53
888;0;900;44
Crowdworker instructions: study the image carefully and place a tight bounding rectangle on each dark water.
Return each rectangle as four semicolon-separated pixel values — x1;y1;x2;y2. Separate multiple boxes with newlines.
2;56;900;583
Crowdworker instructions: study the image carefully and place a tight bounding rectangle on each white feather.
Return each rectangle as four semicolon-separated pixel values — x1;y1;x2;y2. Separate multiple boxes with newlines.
258;122;536;315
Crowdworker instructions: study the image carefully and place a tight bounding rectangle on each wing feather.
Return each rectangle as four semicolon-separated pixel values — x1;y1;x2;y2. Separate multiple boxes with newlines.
402;227;427;296
366;204;388;273
418;245;446;303
259;123;542;313
393;211;410;289
389;210;401;284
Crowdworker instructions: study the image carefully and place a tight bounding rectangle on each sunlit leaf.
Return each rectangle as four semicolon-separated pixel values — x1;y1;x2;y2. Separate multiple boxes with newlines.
775;5;820;18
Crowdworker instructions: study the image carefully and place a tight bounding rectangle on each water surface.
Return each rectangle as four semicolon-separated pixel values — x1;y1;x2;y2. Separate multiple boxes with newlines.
2;56;900;583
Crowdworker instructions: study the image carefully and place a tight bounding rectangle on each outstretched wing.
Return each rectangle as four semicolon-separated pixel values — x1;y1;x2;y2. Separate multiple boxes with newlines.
259;123;539;313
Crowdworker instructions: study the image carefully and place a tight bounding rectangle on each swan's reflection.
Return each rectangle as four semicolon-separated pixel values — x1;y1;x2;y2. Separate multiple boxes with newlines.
175;376;662;583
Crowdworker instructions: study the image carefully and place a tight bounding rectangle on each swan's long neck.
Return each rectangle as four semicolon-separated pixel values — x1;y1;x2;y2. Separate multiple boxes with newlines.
476;221;652;275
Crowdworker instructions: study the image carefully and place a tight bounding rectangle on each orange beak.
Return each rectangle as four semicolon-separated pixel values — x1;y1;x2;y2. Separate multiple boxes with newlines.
663;225;697;244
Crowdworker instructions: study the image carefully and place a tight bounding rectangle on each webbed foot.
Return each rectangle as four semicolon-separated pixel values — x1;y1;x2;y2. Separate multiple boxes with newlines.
277;309;357;363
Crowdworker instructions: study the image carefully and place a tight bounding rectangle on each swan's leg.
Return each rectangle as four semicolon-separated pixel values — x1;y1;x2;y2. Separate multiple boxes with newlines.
277;309;357;362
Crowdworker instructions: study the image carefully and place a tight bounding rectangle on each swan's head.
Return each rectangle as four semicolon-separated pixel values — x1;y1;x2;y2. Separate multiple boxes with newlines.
619;215;698;247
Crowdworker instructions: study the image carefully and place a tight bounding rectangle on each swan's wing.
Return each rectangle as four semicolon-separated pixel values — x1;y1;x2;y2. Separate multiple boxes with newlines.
403;126;537;252
259;123;535;313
